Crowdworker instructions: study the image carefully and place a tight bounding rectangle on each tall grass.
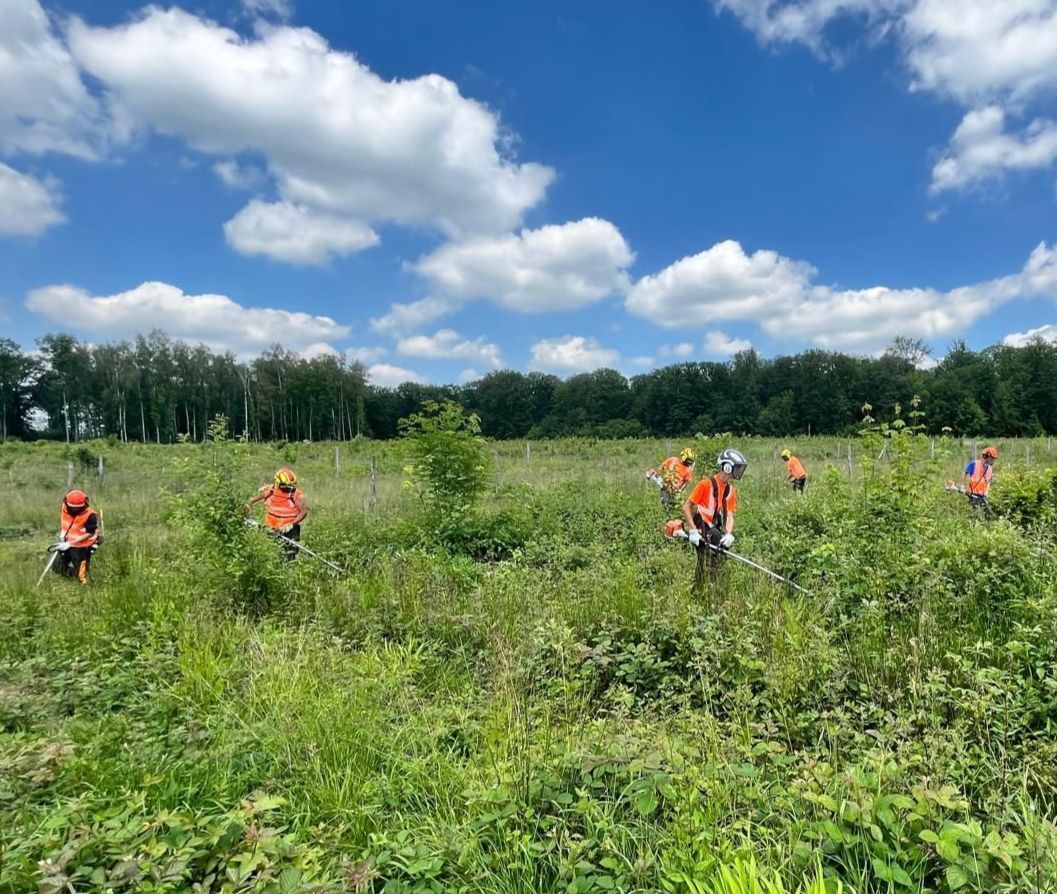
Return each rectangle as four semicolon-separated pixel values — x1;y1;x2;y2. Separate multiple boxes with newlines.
2;433;1057;892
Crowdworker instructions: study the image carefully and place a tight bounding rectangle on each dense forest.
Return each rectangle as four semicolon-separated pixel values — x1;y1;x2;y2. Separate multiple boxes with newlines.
2;332;1057;441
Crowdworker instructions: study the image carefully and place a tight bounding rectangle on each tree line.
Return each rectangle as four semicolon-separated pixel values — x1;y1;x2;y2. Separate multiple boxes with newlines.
2;332;1056;442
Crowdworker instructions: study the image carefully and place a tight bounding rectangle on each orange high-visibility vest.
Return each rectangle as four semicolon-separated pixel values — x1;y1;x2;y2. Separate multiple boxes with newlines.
786;456;807;479
688;476;738;528
967;461;993;496
660;456;694;490
262;485;304;529
60;506;99;548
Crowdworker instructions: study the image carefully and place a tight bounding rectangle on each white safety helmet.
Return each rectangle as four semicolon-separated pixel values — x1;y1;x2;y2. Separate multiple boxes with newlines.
717;448;748;480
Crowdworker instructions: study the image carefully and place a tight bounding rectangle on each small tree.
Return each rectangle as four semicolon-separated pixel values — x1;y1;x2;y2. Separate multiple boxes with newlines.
400;400;490;537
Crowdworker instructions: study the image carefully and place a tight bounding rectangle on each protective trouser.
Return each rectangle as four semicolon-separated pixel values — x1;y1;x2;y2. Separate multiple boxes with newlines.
791;477;806;493
273;523;301;562
692;519;725;592
968;494;992;521
55;546;94;584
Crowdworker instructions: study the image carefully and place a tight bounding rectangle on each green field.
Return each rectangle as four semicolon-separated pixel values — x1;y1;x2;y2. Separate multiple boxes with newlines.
3;422;1057;893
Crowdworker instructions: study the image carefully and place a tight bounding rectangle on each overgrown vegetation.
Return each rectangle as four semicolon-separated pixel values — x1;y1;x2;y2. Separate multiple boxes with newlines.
3;412;1057;892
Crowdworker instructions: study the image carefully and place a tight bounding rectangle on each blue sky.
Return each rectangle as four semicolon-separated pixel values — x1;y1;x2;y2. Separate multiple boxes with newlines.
3;0;1057;384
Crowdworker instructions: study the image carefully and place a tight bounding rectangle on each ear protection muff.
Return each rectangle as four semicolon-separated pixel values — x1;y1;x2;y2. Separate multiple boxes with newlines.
721;461;733;474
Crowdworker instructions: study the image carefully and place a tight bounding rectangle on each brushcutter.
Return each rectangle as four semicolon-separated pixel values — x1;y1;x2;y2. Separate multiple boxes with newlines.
667;527;811;594
36;541;69;588
243;518;344;574
944;480;966;495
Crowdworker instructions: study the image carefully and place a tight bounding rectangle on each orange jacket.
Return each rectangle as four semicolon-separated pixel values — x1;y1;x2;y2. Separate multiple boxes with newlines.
965;460;993;496
660;456;694;490
60;505;100;548
688;476;738;528
786;456;807;479
260;485;306;529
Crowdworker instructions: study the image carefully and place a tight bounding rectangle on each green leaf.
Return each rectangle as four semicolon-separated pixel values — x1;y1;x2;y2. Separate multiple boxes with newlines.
946;865;969;891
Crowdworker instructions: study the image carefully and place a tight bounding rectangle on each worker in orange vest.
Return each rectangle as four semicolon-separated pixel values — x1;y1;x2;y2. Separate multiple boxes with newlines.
245;467;309;561
683;448;746;591
962;446;998;519
646;447;696;507
55;489;102;584
780;449;807;493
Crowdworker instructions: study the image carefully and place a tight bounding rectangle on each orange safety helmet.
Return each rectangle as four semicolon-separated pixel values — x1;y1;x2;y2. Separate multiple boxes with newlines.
274;467;297;488
982;446;998;460
64;489;89;512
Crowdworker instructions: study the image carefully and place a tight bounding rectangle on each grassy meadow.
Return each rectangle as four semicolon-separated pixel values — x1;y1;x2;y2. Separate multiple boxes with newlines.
3;421;1057;893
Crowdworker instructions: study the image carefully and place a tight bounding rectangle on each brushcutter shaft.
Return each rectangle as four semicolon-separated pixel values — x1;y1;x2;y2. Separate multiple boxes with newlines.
705;543;811;594
36;547;60;588
244;518;344;574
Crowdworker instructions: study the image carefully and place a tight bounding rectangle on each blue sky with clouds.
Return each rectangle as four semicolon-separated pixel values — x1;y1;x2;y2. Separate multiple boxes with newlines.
3;0;1057;385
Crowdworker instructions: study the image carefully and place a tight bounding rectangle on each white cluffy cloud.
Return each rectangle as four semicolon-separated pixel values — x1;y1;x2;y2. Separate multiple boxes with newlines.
345;345;389;365
628;238;1057;353
0;0;115;159
367;363;426;387
224;199;379;265
396;329;502;367
242;0;293;19
412;218;634;312
66;7;553;263
715;0;1057;194
932;106;1057;193
0;163;65;235
659;342;695;358
703;331;753;356
370;296;460;337
530;335;620;374
1003;323;1057;347
25;280;349;356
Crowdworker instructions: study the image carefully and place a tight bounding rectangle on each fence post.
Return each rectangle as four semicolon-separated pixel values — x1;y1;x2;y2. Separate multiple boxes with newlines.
370;454;378;508
66;461;74;489
334;446;340;477
494;450;501;494
97;455;105;481
930;438;935;460
525;441;531;469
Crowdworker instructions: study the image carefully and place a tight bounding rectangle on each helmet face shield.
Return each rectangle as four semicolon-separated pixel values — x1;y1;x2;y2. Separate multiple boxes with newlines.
717;448;748;479
730;463;747;481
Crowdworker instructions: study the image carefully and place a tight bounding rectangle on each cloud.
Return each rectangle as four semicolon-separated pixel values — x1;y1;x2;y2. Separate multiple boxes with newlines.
223;199;379;265
659;342;695;358
367;363;426;387
396;329;502;367
66;7;554;254
714;1;1057;203
0;0;115;159
370;296;460;337
628;238;1057;352
345;345;389;365
412;218;634;312
0;163;65;236
931;106;1057;193
629;355;656;367
1003;323;1057;347
703;331;753;356
627;240;815;325
242;0;293;19
901;0;1057;106
530;335;620;374
715;0;1057;106
213;159;266;190
457;368;481;384
25;280;349;355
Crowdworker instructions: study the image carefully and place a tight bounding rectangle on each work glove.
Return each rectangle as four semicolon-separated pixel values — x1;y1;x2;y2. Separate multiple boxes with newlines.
719;533;735;550
56;542;71;552
687;530;702;547
279;524;294;535
95;534;104;546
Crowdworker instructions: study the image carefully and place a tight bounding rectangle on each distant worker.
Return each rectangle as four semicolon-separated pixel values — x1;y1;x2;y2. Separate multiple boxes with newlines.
646;447;696;507
780;449;807;493
246;468;308;561
962;446;998;520
55;489;102;585
683;448;747;591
